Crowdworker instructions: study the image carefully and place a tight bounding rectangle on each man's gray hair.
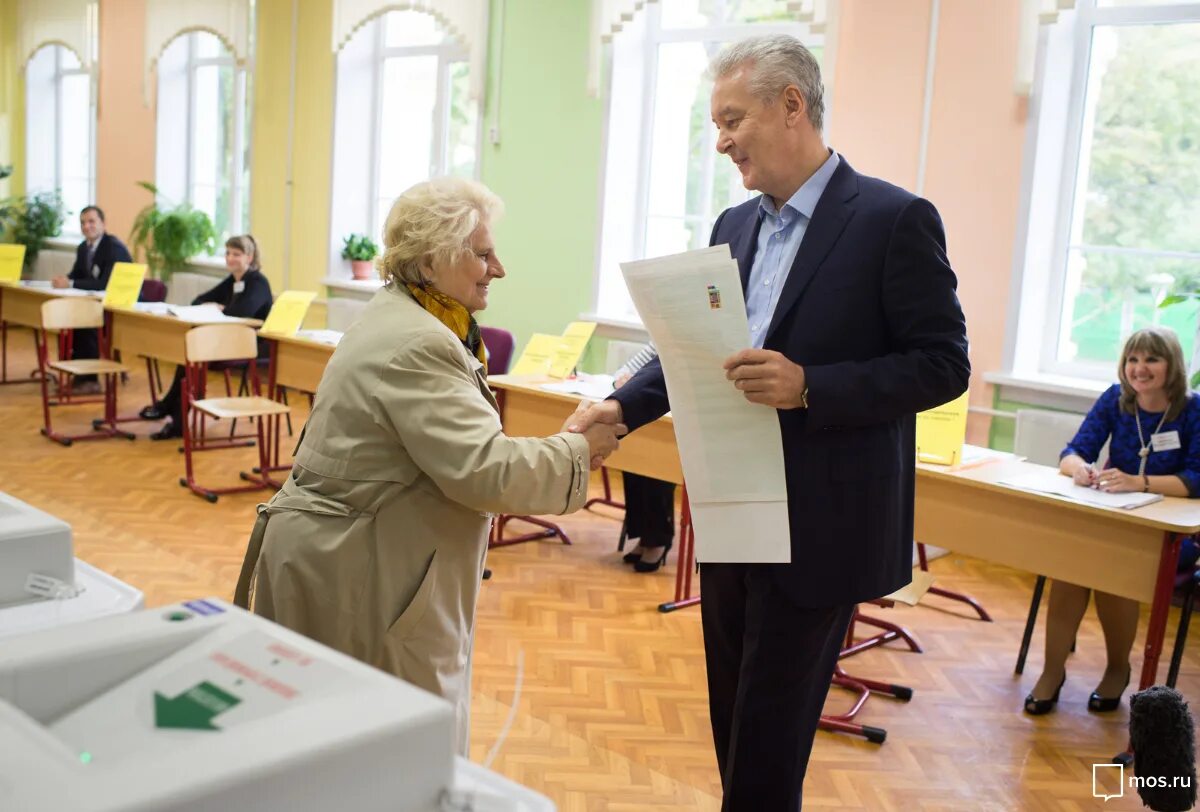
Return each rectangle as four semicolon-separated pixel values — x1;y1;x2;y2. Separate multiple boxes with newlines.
708;34;825;132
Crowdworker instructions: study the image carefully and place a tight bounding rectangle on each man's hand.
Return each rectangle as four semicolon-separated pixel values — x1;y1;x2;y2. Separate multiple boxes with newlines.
614;372;632;389
51;275;71;289
564;399;626;469
724;349;806;409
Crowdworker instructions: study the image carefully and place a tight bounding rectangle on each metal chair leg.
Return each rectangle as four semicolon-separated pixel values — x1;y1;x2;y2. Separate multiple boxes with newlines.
1016;575;1046;675
1167;571;1199;689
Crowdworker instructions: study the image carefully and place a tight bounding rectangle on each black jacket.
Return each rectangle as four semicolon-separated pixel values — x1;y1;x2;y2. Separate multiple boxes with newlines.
612;156;971;607
68;233;133;291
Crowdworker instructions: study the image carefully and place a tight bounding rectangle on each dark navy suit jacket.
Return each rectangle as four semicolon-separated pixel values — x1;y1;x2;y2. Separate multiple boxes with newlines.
611;156;971;607
68;233;133;291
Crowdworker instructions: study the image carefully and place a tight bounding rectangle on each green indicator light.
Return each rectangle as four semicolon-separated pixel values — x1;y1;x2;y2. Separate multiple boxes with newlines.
79;752;92;764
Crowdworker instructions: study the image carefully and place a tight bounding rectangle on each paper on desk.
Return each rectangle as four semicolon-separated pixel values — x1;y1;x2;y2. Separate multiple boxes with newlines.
168;304;237;323
621;245;790;563
133;301;171;315
539;373;615;401
1000;468;1163;510
295;328;344;346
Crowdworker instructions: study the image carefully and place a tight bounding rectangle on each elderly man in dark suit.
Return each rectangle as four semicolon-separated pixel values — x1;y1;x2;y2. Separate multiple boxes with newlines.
572;34;970;810
51;205;133;391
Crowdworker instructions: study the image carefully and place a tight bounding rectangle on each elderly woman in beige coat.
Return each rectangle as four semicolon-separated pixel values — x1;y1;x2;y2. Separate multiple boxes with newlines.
234;177;623;752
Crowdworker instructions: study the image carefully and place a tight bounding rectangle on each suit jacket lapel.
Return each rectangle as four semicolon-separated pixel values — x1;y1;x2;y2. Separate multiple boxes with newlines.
765;160;859;343
733;204;763;293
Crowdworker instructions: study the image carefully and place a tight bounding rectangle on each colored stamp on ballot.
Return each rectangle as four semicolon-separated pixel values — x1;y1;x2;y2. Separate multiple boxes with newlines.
707;285;721;309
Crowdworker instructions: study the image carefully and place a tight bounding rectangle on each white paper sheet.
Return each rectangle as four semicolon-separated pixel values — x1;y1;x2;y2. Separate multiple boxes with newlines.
133;301;171;315
295;329;344;346
621;246;790;563
1000;468;1163;510
539;373;615;400
167;304;239;323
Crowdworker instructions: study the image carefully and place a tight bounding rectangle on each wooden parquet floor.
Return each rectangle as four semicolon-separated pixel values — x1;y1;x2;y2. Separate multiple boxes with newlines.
1;329;1197;811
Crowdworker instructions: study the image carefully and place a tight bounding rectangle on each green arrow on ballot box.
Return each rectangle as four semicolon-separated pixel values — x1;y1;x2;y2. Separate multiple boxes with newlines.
154;682;241;730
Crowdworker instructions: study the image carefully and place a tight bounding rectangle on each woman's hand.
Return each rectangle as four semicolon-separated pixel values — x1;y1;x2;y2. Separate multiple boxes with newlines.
1097;469;1139;493
1072;465;1097;487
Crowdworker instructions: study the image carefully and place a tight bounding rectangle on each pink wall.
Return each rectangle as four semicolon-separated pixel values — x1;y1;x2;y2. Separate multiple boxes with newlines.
830;0;1028;443
95;0;155;241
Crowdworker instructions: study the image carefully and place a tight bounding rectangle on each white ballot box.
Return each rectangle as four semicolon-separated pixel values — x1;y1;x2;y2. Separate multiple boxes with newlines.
0;599;554;812
0;491;74;605
0;491;144;639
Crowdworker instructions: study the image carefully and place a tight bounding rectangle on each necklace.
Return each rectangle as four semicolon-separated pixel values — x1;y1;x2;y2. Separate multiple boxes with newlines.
1134;404;1170;477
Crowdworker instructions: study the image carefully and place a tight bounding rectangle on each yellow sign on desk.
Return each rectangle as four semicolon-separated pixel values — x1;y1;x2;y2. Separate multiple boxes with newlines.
102;262;148;309
260;290;317;336
0;244;26;284
916;391;970;466
547;321;597;379
512;333;562;376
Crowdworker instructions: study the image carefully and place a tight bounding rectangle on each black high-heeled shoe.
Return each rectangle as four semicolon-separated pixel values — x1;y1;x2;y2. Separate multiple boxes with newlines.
139;403;168;420
1088;666;1131;712
622;550;641;564
1024;673;1066;715
633;546;670;573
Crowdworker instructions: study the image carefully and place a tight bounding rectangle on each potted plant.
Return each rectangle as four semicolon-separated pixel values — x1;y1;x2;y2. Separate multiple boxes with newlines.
0;165;12;180
342;233;379;281
0;190;66;270
129;181;217;280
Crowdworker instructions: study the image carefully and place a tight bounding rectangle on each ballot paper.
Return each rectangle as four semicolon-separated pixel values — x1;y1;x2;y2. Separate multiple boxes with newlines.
167;304;238;323
539;373;615;400
1000;468;1163;510
296;329;345;346
621;245;790;563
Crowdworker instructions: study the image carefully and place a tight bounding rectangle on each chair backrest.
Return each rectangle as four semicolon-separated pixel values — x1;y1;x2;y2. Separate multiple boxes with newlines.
1014;408;1109;466
480;325;515;376
185;323;259;364
140;278;168;303
41;297;104;330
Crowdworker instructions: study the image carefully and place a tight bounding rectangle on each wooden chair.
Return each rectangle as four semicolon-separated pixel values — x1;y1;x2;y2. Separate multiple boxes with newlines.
37;298;134;446
179;323;290;503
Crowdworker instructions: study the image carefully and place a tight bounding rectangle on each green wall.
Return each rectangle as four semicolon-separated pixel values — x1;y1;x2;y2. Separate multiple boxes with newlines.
478;0;606;367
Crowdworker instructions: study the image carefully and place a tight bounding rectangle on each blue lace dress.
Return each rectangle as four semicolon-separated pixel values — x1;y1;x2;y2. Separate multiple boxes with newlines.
1062;384;1200;570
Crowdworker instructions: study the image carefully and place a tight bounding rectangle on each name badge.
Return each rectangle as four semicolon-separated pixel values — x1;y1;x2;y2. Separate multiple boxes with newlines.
1152;430;1181;452
233;281;246;294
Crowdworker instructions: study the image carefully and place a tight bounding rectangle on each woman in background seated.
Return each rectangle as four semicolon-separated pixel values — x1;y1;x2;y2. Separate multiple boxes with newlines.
1026;326;1200;715
615;343;677;573
139;234;273;440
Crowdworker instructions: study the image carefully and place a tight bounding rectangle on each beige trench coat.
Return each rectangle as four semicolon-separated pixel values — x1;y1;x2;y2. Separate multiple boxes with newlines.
234;284;590;753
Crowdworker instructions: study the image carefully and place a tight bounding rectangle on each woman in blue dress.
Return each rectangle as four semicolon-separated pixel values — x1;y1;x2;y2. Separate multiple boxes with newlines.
1025;326;1200;715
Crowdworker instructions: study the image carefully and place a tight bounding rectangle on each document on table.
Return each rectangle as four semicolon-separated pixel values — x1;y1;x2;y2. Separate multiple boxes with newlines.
539;373;615;400
621;245;790;563
295;329;344;346
1000;468;1164;510
167;304;238;323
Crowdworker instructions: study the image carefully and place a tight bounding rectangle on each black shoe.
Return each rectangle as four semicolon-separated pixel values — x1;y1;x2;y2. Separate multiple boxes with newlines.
150;421;183;441
622;550;641;564
1088;667;1131;713
633;546;670;574
1024;673;1066;715
140;403;168;420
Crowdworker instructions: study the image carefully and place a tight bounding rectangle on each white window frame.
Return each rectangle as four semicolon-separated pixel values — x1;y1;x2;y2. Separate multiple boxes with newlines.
25;44;96;237
1010;0;1200;383
327;10;481;282
183;32;250;240
592;5;818;327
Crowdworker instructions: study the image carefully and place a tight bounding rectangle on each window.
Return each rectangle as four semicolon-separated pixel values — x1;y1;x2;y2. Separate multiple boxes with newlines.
1019;1;1200;378
329;9;480;276
595;1;816;324
156;31;251;246
25;45;95;235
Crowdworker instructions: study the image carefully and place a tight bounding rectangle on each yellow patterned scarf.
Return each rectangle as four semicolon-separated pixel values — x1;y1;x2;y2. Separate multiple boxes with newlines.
406;282;487;366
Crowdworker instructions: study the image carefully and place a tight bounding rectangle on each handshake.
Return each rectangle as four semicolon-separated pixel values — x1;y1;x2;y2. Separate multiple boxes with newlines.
561;399;626;471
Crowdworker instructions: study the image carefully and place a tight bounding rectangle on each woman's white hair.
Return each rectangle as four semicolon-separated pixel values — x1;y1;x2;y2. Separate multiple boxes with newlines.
708;34;825;132
377;177;504;287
